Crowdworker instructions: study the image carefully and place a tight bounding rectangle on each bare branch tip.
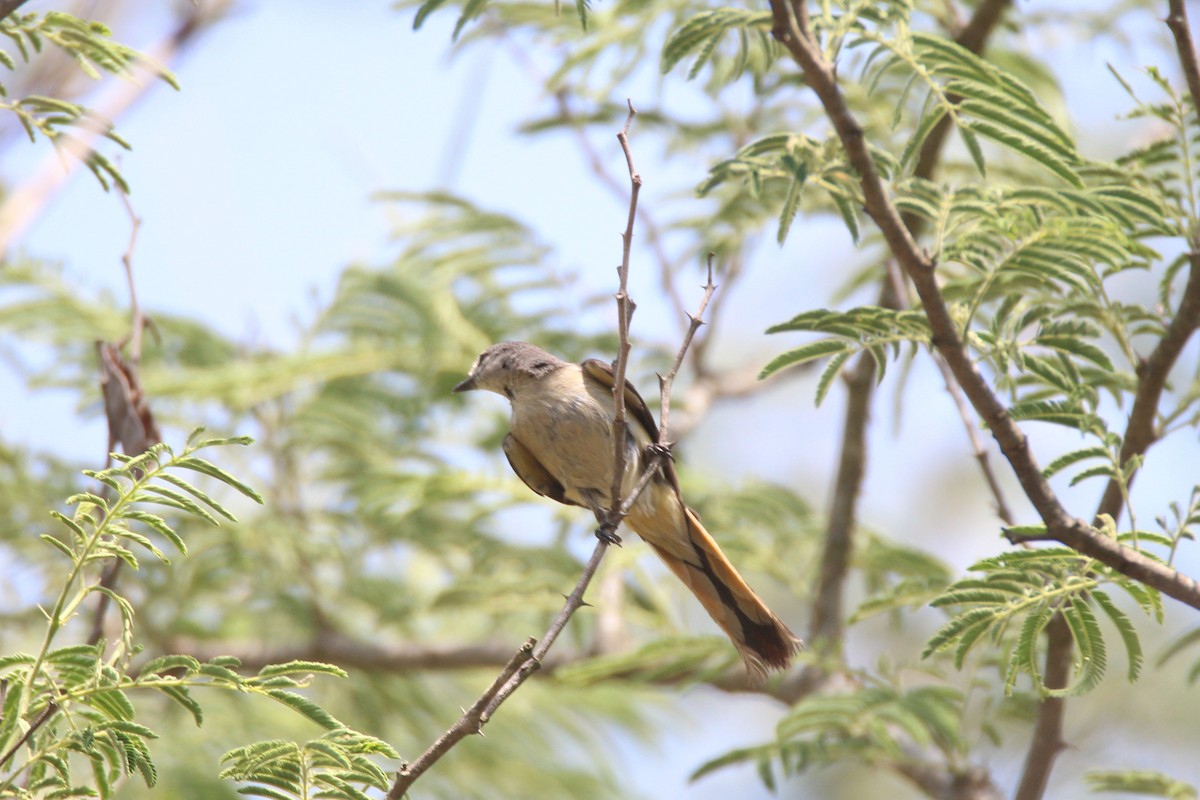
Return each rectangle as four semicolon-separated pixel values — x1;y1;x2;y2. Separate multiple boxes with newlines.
619;101;638;137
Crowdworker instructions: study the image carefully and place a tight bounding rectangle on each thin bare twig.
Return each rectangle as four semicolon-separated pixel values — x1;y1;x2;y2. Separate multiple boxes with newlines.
479;541;611;719
605;100;641;533
475;410;674;728
116;187;146;364
0;701;55;775
389;100;723;798
89;194;158;647
386;640;537;798
658;254;716;438
934;354;1015;526
550;87;689;321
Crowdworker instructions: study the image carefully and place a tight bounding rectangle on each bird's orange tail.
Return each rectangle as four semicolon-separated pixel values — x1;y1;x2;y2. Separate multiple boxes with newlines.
634;506;800;682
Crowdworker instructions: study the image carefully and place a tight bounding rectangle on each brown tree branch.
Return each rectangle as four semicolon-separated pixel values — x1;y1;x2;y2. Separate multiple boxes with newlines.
1013;613;1073;800
174;632;793;698
658;253;716;438
766;0;1200;610
803;0;1013;675
605;100;641;533
0;0;30;23
1093;216;1200;522
773;4;1200;798
935;353;1016;526
896;758;1004;800
1167;0;1200;130
807;350;875;649
387;640;537;798
0;701;56;775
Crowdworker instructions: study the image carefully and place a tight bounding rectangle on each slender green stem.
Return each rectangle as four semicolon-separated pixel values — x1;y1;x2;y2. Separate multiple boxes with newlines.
11;450;166;761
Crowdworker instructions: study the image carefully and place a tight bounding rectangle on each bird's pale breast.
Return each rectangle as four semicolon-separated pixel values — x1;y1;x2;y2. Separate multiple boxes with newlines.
509;366;648;508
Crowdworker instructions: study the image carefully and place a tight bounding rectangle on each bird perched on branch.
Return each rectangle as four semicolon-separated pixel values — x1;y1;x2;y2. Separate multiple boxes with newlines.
454;341;800;681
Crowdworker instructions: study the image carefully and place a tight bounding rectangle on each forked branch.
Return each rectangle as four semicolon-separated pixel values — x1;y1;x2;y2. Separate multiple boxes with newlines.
387;102;720;800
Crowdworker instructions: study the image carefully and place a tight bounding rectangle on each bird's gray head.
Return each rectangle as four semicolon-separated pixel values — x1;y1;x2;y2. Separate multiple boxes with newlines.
453;341;566;395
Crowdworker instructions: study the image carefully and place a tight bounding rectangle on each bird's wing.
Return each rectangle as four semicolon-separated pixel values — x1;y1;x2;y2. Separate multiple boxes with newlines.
503;433;580;507
580;358;685;497
580;358;660;441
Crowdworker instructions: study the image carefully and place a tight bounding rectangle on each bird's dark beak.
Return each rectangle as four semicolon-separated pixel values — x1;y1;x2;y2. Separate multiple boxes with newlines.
453;375;477;393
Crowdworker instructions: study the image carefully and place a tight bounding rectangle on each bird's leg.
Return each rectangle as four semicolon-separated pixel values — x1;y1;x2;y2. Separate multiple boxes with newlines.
580;489;623;545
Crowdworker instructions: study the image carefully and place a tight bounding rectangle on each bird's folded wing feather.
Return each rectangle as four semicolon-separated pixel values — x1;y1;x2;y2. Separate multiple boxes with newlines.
580;358;685;497
502;432;579;507
579;358;661;441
